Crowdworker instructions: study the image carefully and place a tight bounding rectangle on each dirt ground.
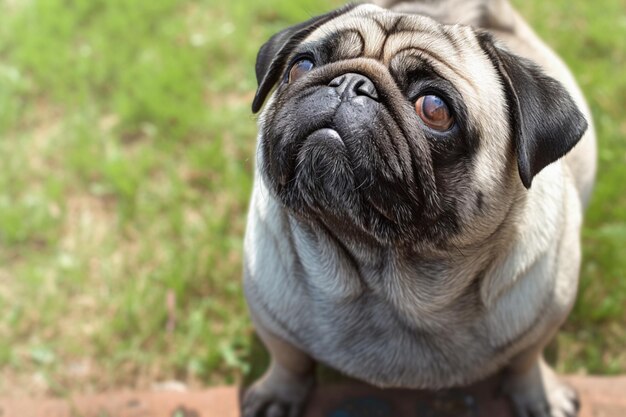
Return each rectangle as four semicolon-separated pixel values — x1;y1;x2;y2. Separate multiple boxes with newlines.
1;375;625;417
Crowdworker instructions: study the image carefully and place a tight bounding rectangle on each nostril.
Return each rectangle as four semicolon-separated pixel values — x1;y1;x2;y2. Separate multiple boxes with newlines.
329;75;346;88
355;79;379;101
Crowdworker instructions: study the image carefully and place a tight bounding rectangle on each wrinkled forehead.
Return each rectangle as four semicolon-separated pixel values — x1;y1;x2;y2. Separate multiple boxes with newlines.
303;5;494;97
305;5;445;60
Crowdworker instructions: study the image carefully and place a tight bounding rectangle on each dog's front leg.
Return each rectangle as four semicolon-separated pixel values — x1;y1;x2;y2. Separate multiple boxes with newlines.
241;318;316;417
503;339;580;417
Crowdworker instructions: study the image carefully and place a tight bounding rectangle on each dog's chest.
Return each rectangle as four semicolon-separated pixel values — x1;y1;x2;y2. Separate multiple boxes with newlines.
246;245;553;388
244;187;559;388
246;254;498;388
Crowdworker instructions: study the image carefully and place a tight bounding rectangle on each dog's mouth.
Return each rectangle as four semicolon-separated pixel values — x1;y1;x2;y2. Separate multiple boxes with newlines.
296;127;346;175
269;92;377;187
306;127;343;146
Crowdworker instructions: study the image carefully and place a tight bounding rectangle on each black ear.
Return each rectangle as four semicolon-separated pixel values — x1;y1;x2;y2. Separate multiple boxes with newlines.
252;4;360;113
477;33;588;188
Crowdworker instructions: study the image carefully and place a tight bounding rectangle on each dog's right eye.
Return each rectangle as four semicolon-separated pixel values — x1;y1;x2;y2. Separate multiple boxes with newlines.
288;59;314;83
415;95;454;131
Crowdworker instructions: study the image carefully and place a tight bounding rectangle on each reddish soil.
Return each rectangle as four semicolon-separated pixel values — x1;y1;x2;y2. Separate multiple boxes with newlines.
0;376;624;417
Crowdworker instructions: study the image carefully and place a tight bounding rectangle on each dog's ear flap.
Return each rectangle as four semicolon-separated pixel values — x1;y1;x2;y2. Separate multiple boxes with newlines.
252;4;360;113
477;33;588;188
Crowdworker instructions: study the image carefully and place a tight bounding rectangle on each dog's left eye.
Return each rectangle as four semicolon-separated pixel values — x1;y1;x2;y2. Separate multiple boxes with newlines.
288;59;314;83
415;95;454;131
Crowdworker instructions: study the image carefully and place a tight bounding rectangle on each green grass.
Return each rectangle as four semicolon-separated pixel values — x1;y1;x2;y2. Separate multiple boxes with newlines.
0;0;624;395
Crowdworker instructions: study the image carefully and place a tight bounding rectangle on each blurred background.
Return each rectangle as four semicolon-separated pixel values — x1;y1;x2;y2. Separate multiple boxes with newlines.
0;0;624;397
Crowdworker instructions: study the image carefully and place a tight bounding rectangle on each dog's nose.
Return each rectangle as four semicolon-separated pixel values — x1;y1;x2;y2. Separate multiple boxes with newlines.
329;73;379;101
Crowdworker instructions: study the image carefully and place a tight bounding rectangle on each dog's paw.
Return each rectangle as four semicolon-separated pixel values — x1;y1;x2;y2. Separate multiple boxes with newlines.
508;381;579;417
504;361;580;417
241;372;314;417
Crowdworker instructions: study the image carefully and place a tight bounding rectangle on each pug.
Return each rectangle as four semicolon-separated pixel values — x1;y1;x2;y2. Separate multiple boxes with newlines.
241;1;597;417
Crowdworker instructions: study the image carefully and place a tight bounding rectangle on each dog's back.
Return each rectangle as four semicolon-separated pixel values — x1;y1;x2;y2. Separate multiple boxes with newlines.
373;0;516;30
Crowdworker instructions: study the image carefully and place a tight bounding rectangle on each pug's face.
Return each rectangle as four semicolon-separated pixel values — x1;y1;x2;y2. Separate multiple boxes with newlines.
252;5;586;248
